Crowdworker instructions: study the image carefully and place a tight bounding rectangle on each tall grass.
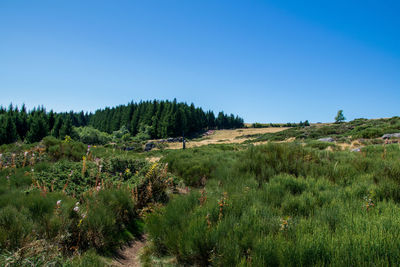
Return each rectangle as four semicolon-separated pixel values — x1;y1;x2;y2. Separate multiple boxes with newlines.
146;142;400;266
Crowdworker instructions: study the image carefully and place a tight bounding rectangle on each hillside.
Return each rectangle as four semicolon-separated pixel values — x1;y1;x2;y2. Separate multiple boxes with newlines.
0;116;399;266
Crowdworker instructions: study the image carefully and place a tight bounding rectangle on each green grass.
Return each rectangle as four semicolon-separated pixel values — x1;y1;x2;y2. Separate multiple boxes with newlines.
145;142;400;266
0;139;177;265
246;116;400;143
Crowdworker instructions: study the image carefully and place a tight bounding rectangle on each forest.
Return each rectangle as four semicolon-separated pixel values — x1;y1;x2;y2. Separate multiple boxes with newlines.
0;100;244;145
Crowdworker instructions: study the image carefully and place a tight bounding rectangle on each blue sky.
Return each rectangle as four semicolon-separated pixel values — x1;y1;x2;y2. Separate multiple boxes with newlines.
1;0;399;123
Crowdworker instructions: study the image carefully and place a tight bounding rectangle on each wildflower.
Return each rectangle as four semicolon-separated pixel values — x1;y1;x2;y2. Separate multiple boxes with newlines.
199;189;207;206
206;213;212;229
57;200;62;206
364;196;375;211
6;176;9;180
280;216;291;231
73;206;79;212
125;168;131;174
218;192;228;221
24;151;28;157
96;185;101;192
81;213;87;219
75;202;80;206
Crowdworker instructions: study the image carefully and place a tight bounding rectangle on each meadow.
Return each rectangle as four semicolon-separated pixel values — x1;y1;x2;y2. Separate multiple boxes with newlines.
0;115;400;266
144;142;400;266
0;137;177;266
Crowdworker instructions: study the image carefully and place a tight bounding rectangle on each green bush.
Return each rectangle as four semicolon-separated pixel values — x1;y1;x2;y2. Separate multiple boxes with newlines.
43;136;86;161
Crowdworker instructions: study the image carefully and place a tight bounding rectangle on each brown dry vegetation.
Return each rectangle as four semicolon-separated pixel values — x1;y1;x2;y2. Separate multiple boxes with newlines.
166;127;288;149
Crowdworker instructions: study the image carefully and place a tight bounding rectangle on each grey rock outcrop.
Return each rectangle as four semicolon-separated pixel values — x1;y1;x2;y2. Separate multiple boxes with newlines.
144;142;156;152
318;137;334;142
382;133;400;139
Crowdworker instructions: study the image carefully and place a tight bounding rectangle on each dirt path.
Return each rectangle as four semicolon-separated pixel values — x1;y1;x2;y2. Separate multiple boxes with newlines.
112;236;147;267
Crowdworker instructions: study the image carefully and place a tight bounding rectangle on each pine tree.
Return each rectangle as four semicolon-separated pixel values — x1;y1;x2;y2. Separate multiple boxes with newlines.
51;116;63;138
335;110;346;123
26;113;49;143
59;116;73;139
4;114;18;144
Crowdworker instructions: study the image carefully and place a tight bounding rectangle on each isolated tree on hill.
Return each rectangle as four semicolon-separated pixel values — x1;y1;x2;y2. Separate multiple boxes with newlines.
335;110;346;123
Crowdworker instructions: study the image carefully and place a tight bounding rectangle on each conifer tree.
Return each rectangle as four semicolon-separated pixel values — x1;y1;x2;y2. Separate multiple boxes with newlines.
26;113;49;143
59;116;73;139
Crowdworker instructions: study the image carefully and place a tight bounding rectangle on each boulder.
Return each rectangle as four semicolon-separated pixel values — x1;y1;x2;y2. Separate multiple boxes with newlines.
382;133;400;139
318;137;334;142
144;142;156;152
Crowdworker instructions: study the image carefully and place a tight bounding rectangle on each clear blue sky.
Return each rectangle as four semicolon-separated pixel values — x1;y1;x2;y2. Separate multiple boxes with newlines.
1;0;399;123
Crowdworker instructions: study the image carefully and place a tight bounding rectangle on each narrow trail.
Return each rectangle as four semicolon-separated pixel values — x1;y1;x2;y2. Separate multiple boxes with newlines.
112;235;147;267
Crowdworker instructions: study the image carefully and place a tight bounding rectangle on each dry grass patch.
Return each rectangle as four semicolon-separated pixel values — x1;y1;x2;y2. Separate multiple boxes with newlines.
167;128;287;149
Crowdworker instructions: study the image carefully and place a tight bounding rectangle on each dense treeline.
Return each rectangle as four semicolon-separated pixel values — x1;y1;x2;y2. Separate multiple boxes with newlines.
0;104;89;145
0;100;244;145
88;99;243;138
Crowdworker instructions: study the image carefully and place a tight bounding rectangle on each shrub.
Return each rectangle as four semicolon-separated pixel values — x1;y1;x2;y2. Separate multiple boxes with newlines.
43;136;86;161
74;126;112;145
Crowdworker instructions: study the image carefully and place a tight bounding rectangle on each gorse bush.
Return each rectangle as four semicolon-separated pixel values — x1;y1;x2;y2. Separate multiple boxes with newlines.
43;136;86;161
162;145;238;186
146;142;400;266
0;143;176;265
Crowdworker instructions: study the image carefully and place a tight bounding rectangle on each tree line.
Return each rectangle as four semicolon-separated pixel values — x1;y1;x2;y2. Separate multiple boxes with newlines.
88;99;244;138
0;100;244;145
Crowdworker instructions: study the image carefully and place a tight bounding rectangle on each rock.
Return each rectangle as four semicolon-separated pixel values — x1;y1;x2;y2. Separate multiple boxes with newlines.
318;137;334;142
382;133;400;139
351;147;362;152
144;142;156;152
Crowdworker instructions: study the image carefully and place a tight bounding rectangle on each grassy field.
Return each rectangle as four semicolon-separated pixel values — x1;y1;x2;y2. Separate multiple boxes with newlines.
1;117;400;266
143;142;400;266
166;127;288;149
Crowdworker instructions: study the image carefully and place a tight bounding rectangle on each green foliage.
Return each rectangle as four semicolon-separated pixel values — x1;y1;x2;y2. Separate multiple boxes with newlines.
26;113;49;143
249;116;400;143
305;140;338;150
335;109;346;123
0;100;244;145
0;149;175;265
146;143;400;266
74;126;112;145
43;136;86;161
89;100;244;138
133;124;151;142
162;145;238;186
